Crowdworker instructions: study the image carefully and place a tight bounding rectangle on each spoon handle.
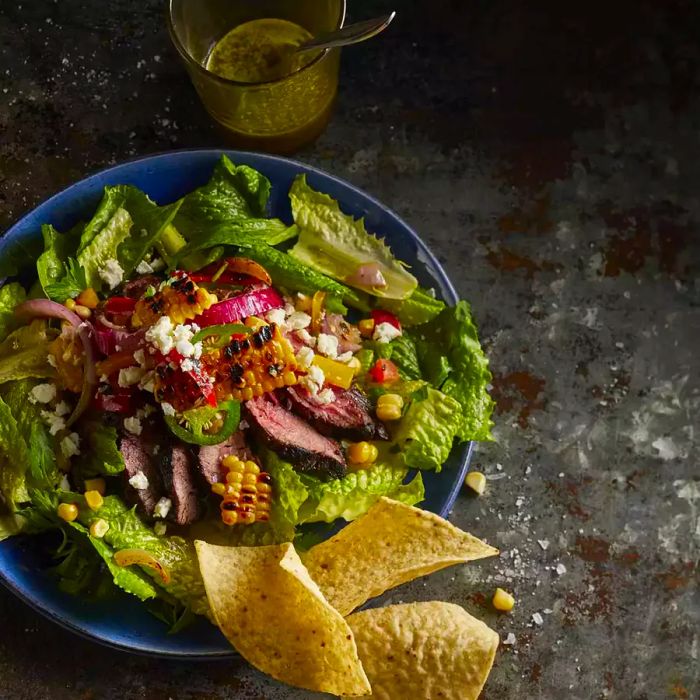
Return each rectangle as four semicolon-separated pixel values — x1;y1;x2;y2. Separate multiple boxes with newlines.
296;12;396;53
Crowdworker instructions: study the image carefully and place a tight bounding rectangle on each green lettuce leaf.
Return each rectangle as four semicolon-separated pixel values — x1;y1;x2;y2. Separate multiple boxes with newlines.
0;395;30;508
37;223;83;299
76;495;209;616
0;283;26;340
392;387;462;472
377;287;446;326
77;420;125;477
367;335;421;380
298;464;424;523
238;244;366;314
77;187;127;253
413;301;494;441
44;258;87;301
289;175;417;300
0;233;43;279
0;320;56;385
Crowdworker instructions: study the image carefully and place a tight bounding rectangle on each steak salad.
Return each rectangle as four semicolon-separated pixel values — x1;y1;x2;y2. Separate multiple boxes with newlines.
0;156;493;624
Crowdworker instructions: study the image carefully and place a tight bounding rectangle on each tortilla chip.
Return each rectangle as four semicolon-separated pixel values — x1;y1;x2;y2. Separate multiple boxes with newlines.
344;602;499;700
302;497;498;616
195;541;370;696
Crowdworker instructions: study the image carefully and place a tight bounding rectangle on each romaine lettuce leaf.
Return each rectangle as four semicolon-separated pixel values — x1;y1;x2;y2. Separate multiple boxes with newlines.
298;464;424;523
413;301;494;441
289;175;417;300
77;420;125;477
377;287;445;326
77;187;127;253
0;395;30;508
0;320;56;385
37;223;83;299
392;387;462;472
0;283;26;340
43;257;87;301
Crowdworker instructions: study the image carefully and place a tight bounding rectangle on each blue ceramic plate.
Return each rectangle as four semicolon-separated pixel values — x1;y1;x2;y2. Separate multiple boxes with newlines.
0;150;473;658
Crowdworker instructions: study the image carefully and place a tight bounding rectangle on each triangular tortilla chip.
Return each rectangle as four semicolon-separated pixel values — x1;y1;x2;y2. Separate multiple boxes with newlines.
195;541;370;696
302;497;498;616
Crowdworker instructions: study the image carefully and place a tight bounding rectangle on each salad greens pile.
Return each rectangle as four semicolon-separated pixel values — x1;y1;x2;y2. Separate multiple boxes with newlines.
0;155;493;625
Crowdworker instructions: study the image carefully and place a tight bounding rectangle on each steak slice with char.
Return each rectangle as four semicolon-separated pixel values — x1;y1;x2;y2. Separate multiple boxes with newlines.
120;433;165;519
158;444;201;525
286;386;388;441
245;396;347;480
197;430;252;486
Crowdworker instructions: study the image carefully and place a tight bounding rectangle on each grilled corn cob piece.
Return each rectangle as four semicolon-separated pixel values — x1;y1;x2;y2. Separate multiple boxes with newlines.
213;455;272;525
132;272;217;327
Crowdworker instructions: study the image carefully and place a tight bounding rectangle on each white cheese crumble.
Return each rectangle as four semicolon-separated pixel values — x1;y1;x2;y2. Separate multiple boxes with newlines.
295;328;316;347
54;401;70;417
60;432;81;458
124;416;143;435
41;410;66;436
118;366;145;388
135;260;154;274
161;402;176;417
133;349;146;366
145;316;175;354
301;364;325;395
154;521;167;536
286;311;311;330
337;351;354;363
313;387;335;405
145;318;203;359
150;257;165;272
128;471;149;490
265;308;286;327
295;346;315;370
373;321;402;344
47;354;57;368
316;333;339;358
181;358;195;372
98;258;125;290
172;323;202;359
30;383;56;404
153;497;172;519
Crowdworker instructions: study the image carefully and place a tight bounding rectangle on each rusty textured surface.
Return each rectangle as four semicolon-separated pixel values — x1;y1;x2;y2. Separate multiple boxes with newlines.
1;1;698;698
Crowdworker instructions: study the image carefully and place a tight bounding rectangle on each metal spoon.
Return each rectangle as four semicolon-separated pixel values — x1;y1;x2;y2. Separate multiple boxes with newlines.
295;12;396;53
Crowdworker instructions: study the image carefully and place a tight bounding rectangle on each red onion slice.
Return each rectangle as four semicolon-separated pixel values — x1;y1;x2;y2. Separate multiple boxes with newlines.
15;299;81;327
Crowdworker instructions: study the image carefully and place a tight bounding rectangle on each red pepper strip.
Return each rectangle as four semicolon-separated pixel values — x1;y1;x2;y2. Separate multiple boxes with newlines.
194;286;284;327
371;309;402;331
369;358;400;384
104;296;137;313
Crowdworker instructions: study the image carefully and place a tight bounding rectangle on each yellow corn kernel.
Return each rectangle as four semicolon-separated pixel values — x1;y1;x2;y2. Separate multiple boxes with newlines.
89;518;110;538
492;588;515;612
243;370;256;385
76;288;99;309
358;318;375;337
283;371;297;386
226;471;244;485
273;375;285;388
347;441;379;465
244;316;266;329
255;511;270;522
238;508;256;525
242;387;254;401
224;484;240;497
57;503;79;522
346;356;362;375
376;393;404;421
242;472;257;486
261;379;275;394
211;482;226;496
252;384;264;397
244;461;260;475
84;477;106;495
257;482;272;495
222;455;242;470
221;509;238;526
84;490;104;511
465;471;486;495
64;298;76;310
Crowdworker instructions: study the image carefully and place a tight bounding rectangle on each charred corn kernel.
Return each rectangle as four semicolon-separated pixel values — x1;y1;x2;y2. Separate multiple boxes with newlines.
346;356;362;375
312;355;354;390
211;482;226;496
84;490;104;511
57;503;79;522
257;482;272;495
238;508;256;524
216;455;272;526
283;371;297;386
221;509;238;526
358;318;375;337
89;518;110;538
376;393;404;421
492;588;515;612
273;375;285;388
465;471;486;495
261;379;275;393
255;511;270;522
84;477;106;495
244;461;260;475
64;298;76;311
242;387;254;401
244;316;266;329
348;441;379;465
76;287;99;309
222;455;242;470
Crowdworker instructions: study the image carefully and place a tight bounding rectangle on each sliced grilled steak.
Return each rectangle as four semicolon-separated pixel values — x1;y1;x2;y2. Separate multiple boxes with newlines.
158;444;201;525
197;430;252;486
245;396;347;479
286;386;388;441
120;433;165;519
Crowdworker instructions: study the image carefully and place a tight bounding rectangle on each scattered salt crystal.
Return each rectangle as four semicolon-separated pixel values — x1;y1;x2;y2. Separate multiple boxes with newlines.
503;633;516;646
556;563;567;575
537;539;550;551
496;463;503;471
532;612;544;626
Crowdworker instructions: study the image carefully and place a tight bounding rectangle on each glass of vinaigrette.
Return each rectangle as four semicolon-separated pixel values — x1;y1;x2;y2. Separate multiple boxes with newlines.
168;0;346;153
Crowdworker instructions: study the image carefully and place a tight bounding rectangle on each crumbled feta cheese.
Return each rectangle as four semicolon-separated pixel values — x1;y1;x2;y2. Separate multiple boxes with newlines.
161;402;176;417
124;416;143;435
314;387;335;405
154;521;167;536
128;471;149;490
181;358;195;372
283;300;296;315
316;333;339;358
135;260;154;274
146;316;175;354
30;383;56;404
54;401;70;417
286;311;311;330
150;257;165;272
373;321;402;344
133;349;146;366
172;323;202;359
532;612;544;626
301;364;326;395
118;366;145;388
503;633;517;646
295;346;315;370
41;410;66;436
337;351;354;363
153;497;172;519
98;258;125;289
295;328;316;347
555;563;567;576
47;354;57;368
60;432;81;458
265;308;286;327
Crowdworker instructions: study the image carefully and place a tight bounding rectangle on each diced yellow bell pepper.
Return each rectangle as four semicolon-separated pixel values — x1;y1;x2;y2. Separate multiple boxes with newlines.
311;354;355;390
